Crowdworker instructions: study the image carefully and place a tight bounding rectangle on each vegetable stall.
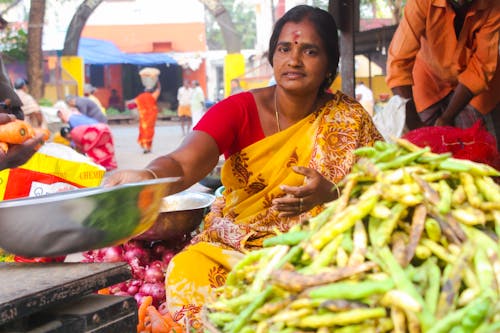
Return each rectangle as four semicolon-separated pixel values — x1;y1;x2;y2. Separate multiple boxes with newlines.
202;139;500;333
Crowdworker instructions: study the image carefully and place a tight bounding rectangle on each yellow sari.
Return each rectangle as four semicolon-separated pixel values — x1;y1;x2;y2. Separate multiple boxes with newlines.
165;92;382;329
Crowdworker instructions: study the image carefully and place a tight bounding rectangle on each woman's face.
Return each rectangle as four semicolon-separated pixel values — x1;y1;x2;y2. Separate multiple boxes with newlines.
272;19;329;95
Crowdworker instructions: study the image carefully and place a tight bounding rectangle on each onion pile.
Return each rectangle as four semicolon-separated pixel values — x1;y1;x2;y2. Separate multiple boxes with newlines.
82;238;189;308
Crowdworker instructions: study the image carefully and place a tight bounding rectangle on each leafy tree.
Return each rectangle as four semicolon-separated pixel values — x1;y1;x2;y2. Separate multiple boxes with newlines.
0;26;27;61
205;0;255;50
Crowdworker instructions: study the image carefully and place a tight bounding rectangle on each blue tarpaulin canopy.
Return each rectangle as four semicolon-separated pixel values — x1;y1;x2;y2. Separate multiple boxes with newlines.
78;38;177;66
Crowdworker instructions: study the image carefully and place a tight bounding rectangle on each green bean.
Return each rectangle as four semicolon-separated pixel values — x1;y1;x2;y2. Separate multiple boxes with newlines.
424;217;442;242
228;286;273;333
353;146;378;158
372;203;406;248
263;230;311;247
224;248;271;286
308;279;394;300
301;234;342;274
297;307;386;328
373;146;399;163
416;152;452;164
439;158;500;176
427;296;488;333
310;185;380;250
376;147;430;170
207;312;237;326
375;247;434;330
424;257;441;316
436;179;453;214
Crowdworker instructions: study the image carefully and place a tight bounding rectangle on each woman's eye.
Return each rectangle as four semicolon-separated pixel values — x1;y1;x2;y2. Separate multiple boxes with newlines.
304;48;318;56
277;45;290;53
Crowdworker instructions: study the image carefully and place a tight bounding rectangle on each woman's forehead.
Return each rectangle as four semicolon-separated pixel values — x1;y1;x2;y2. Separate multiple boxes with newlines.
279;20;320;44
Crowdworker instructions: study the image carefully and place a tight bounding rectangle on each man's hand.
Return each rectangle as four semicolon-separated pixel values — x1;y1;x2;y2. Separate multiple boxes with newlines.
0;113;43;171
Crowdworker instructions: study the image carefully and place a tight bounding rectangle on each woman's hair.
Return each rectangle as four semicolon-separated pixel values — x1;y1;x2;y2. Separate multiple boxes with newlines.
267;5;340;93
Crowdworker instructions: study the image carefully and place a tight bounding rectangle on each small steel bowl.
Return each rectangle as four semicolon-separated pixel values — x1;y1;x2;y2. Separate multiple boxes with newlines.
0;178;180;258
134;191;215;242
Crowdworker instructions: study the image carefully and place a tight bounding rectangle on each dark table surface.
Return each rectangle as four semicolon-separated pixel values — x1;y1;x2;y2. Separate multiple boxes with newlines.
0;262;131;325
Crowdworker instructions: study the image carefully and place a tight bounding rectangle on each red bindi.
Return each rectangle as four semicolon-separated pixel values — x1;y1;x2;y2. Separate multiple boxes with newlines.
292;30;301;43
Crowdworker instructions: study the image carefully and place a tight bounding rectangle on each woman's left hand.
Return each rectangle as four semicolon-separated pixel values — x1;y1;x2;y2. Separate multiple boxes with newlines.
272;166;339;217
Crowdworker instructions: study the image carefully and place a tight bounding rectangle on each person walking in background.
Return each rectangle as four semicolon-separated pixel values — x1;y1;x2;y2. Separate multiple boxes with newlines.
108;89;123;112
190;80;206;127
355;81;374;117
83;83;106;115
57;106;117;170
229;78;243;95
13;78;48;129
129;82;161;154
176;79;192;135
65;95;108;124
386;0;500;146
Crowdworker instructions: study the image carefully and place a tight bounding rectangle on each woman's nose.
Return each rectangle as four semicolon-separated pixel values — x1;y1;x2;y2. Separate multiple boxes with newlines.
288;49;303;66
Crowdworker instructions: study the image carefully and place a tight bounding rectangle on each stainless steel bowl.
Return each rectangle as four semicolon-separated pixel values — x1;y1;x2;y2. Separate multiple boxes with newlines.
134;191;215;241
0;178;181;258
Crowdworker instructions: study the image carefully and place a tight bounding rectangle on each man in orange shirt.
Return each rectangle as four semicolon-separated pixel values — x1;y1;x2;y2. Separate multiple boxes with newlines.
386;0;500;145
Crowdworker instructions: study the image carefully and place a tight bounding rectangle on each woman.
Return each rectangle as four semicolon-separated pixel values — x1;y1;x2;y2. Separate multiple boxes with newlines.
58;107;117;171
105;5;382;329
134;83;161;153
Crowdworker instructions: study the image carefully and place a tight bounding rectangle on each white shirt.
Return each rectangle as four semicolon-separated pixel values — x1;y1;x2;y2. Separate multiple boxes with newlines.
355;83;374;116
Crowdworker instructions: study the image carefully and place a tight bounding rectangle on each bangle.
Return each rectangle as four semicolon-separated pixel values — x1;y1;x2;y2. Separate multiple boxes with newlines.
144;168;158;179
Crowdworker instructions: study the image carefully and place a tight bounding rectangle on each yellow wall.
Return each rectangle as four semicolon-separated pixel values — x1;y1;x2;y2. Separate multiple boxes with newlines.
43;56;82;103
61;56;84;96
224;53;245;97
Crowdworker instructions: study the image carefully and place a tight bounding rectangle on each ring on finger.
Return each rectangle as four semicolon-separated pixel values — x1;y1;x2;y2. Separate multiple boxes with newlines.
299;197;303;212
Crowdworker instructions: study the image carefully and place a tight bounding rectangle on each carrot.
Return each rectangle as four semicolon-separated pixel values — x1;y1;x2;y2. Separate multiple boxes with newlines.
33;127;51;141
137;296;153;332
162;311;183;331
0;120;32;144
0;142;8;154
145;305;171;333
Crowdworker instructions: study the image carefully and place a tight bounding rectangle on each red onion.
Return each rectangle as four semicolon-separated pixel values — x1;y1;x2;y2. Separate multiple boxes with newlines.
102;246;124;262
144;264;165;283
123;247;150;265
113;291;131;297
162;250;176;266
158;301;169;315
123;239;147;251
127;284;140;295
134;293;148;307
149;283;166;304
128;258;145;280
151;242;168;258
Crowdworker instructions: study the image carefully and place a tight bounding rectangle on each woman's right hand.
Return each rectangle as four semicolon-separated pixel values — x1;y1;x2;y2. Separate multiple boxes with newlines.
102;169;155;187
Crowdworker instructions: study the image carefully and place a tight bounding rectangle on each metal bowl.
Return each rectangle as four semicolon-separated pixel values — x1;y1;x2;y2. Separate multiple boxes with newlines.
0;178;181;258
134;191;215;242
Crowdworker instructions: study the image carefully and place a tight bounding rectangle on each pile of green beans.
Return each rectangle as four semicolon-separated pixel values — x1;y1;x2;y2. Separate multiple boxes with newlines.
203;138;500;333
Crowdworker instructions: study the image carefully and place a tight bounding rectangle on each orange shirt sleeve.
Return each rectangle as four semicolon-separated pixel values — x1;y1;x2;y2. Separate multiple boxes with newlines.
386;0;428;89
458;6;500;95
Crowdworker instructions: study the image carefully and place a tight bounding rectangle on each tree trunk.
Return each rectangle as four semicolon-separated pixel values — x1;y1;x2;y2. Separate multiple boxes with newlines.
199;0;241;53
62;0;103;55
27;0;45;100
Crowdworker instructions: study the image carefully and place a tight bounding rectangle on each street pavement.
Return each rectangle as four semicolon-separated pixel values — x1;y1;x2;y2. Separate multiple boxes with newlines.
110;120;185;171
109;120;211;193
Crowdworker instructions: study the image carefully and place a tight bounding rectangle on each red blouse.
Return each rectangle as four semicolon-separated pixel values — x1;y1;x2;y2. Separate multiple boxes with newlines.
193;92;265;158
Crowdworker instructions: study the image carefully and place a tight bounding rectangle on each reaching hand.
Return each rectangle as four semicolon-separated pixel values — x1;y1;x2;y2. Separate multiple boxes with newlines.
102;169;155;187
0;113;44;171
272;166;339;217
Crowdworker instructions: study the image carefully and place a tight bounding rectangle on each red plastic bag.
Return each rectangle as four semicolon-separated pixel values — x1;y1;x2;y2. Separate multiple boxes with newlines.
403;121;500;170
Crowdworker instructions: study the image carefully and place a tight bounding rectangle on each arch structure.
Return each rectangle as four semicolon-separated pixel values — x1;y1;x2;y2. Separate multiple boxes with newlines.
62;0;242;56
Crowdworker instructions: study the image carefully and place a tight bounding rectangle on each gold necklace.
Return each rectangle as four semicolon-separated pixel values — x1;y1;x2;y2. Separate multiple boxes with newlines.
274;90;281;132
